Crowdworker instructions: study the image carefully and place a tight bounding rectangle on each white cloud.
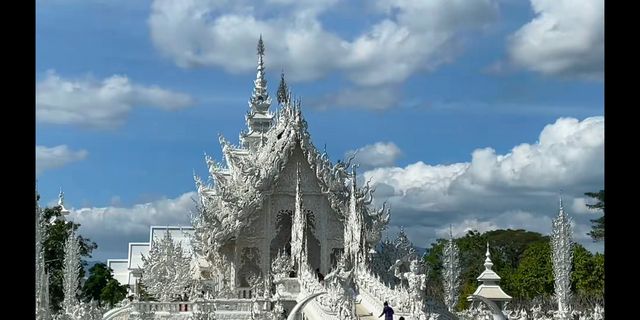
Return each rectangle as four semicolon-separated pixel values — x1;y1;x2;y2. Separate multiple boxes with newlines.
364;116;604;251
571;197;592;215
148;0;499;86
436;218;500;238
69;192;197;260
436;210;553;237
432;209;601;252
346;141;403;168
312;86;400;111
508;0;604;79
36;145;88;176
36;70;193;128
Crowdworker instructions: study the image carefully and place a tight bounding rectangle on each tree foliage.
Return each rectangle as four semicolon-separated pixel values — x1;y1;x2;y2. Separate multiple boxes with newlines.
572;247;605;298
82;263;125;307
510;242;554;299
100;279;128;308
423;229;604;311
584;190;604;241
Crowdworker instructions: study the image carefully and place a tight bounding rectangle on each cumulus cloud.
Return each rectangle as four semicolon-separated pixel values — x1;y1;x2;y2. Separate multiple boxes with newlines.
571;197;592;215
36;70;193;128
36;145;88;176
69;192;197;260
148;0;498;86
508;0;604;79
311;86;400;111
346;142;403;168
364;116;604;251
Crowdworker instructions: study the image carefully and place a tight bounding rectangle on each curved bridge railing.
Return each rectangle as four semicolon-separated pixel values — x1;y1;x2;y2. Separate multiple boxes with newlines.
102;303;133;320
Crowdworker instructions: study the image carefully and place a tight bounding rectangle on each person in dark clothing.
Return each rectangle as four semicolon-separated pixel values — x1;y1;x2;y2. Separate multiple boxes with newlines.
379;301;394;320
316;268;325;282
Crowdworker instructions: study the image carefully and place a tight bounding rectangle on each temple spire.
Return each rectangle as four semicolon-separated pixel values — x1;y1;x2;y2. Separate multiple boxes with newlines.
552;195;574;318
57;188;70;218
58;188;64;207
250;35;270;113
241;36;274;149
347;167;357;261
277;70;289;106
468;241;512;308
291;162;306;272
257;34;265;56
484;242;493;270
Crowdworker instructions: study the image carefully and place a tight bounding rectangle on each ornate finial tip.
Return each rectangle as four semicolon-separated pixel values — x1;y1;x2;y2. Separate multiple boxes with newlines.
257;35;265;56
58;188;64;205
559;194;564;210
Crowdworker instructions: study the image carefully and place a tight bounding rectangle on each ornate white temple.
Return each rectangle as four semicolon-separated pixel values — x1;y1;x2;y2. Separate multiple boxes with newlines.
102;37;458;320
43;36;603;320
189;36;390;295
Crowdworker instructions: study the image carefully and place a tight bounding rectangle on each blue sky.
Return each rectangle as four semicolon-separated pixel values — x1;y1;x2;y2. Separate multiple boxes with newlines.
36;0;604;261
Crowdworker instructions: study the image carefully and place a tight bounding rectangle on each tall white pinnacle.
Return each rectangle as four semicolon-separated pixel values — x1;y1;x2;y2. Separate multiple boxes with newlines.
250;35;270;113
36;192;52;320
57;188;70;217
345;167;362;264
551;195;573;319
291;163;306;272
62;230;81;314
241;35;274;149
442;226;461;312
484;242;493;269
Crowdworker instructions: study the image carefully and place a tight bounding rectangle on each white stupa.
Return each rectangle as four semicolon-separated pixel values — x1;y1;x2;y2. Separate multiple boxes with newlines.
469;242;512;307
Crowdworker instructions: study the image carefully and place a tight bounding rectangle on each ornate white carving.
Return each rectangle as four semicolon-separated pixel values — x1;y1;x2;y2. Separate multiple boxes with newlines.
392;259;427;319
141;231;192;302
551;198;573;319
442;229;461;312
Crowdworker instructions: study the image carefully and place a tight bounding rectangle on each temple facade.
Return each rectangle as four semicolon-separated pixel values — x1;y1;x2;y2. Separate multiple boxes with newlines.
191;36;390;293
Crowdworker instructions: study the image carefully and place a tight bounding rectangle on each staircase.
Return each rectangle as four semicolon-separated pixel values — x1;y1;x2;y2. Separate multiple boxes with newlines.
355;300;376;320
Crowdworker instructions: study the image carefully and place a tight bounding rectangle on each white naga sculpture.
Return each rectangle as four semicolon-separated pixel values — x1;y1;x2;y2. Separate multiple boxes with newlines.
325;256;357;320
392;259;427;319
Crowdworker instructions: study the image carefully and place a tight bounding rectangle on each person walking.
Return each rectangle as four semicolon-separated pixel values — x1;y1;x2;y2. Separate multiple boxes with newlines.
379;301;395;320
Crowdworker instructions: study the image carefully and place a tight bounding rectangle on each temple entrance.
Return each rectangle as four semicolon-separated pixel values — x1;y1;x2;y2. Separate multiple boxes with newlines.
271;209;293;261
270;209;321;272
304;209;321;272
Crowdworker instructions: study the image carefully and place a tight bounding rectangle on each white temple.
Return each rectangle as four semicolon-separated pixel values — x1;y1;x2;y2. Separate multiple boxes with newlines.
189;36;390;294
42;37;604;320
102;37;460;320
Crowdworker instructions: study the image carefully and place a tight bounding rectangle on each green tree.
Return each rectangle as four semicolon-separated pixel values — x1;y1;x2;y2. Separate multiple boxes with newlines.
423;228;605;309
424;229;549;310
510;242;554;299
100;279;128;308
572;246;604;298
584;190;604;241
82;263;113;306
41;202;97;313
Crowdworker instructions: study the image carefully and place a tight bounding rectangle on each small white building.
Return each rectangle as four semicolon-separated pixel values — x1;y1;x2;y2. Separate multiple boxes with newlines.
468;242;512;309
